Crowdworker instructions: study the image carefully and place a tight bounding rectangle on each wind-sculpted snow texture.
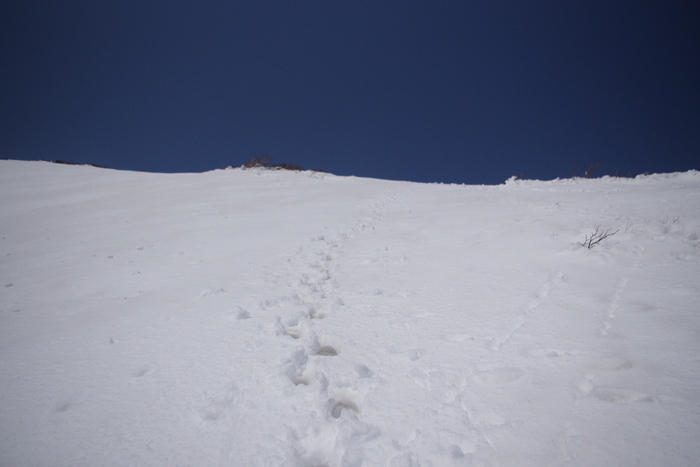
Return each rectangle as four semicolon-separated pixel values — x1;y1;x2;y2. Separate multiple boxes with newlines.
1;161;699;466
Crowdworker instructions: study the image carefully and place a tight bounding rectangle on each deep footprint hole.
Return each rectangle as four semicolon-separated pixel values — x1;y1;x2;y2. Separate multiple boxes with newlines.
331;399;359;419
290;375;310;386
308;307;328;319
316;346;338;356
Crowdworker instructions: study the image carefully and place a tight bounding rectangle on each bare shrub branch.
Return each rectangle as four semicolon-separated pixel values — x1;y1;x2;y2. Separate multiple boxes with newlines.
240;156;306;171
242;155;272;169
584;163;600;178
269;162;304;171
579;225;619;249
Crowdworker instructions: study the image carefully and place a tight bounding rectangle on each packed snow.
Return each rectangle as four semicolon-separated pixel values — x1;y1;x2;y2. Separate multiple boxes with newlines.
1;160;699;466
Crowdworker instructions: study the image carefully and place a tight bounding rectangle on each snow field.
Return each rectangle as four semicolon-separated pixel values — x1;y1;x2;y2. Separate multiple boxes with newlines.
1;161;699;466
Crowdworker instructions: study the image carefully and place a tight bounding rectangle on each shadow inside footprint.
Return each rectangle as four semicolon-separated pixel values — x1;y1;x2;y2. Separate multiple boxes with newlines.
331;399;359;419
133;366;151;377
316;346;338;356
54;400;72;413
355;364;373;378
592;387;653;404
308;307;328;319
235;306;251;320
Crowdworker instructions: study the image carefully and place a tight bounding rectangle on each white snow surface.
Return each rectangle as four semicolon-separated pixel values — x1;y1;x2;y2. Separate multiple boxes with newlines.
1;160;700;466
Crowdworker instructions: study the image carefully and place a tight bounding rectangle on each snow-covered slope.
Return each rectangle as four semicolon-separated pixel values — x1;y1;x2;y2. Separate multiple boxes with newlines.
1;160;699;466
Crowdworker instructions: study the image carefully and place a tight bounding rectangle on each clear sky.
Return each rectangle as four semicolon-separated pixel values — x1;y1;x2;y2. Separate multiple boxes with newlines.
2;1;698;184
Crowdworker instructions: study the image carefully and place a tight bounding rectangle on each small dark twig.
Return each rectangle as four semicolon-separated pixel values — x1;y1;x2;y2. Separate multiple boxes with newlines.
584;163;600;178
579;225;619;249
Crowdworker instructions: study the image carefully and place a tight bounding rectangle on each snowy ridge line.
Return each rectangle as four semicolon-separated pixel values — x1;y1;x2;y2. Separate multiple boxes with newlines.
502;169;700;188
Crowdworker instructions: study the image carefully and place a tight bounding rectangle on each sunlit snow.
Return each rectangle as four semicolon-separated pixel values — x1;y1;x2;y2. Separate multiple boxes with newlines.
1;160;699;466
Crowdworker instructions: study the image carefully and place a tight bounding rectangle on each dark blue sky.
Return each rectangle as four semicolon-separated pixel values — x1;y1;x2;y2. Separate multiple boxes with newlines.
2;1;698;184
